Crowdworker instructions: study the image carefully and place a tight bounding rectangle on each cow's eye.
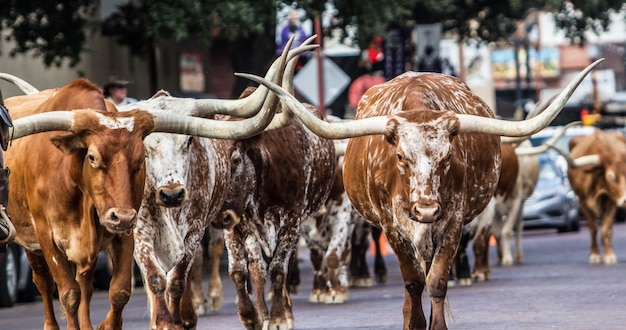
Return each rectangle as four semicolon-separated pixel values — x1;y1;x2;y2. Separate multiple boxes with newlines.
397;153;403;162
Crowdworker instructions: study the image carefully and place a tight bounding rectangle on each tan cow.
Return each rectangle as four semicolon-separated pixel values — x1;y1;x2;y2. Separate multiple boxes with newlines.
565;129;626;264
240;59;600;329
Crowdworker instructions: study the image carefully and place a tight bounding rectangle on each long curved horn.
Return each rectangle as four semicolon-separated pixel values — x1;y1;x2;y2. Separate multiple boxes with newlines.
514;121;582;156
11;100;280;141
500;94;560;144
457;59;603;136
0;73;39;95
235;72;388;139
262;39;305;131
545;143;601;168
237;59;602;140
148;33;294;139
10;47;290;141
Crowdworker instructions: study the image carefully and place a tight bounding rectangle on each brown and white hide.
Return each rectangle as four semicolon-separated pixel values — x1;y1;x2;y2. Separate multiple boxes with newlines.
134;119;231;329
568;129;626;264
300;156;354;304
217;99;336;329
343;73;502;329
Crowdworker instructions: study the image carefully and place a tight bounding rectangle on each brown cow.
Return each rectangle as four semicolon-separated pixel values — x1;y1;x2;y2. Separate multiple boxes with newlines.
566;129;626;264
214;89;336;329
2;73;283;329
240;59;599;329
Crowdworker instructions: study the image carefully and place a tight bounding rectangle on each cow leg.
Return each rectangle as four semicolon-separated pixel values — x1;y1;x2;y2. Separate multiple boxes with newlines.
308;245;326;303
286;246;300;294
25;251;60;330
371;225;388;284
76;258;97;330
579;204;602;264
428;222;463;330
225;229;262;330
324;212;354;304
600;202;617;264
349;218;372;287
300;215;326;303
100;235;134;330
471;226;491;282
267;225;299;330
34;238;83;329
451;226;472;287
135;241;176;329
383;227;426;330
206;227;225;312
190;247;207;316
499;196;523;267
513;208;524;264
167;251;197;329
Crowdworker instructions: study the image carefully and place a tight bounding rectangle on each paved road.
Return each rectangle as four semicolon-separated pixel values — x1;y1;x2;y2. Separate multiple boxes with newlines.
3;222;626;329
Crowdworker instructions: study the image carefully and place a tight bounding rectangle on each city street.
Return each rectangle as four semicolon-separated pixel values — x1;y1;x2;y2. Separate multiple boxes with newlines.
3;222;626;329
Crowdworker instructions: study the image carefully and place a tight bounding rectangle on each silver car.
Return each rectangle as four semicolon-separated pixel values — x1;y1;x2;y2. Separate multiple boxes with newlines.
522;153;580;232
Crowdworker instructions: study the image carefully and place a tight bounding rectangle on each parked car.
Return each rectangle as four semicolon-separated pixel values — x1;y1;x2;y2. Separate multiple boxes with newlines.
529;124;626;223
522;153;580;232
0;243;38;307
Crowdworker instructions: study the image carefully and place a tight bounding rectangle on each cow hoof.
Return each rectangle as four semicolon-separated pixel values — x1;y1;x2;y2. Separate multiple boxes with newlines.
288;284;299;294
324;291;348;304
501;256;513;267
308;291;326;304
447;279;456;288
375;273;387;284
459;278;472;286
350;277;373;288
194;302;206;316
472;273;485;282
589;254;602;264
208;294;223;312
604;254;618;265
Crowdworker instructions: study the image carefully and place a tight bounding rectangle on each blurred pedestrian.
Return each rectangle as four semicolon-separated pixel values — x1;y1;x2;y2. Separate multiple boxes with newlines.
346;69;386;119
103;77;137;106
417;45;443;73
276;8;311;70
360;36;385;73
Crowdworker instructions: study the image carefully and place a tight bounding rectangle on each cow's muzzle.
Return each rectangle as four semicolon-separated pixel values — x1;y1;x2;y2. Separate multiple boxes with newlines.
156;184;187;207
102;208;137;234
409;200;442;223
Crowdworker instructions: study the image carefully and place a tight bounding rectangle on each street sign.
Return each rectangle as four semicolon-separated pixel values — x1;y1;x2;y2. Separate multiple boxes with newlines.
294;56;351;108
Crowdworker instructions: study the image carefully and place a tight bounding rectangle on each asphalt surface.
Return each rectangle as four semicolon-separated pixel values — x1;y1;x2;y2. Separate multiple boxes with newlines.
3;221;626;329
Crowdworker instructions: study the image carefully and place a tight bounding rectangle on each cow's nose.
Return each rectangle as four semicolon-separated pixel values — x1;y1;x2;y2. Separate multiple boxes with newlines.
157;186;187;207
102;208;137;234
410;200;441;223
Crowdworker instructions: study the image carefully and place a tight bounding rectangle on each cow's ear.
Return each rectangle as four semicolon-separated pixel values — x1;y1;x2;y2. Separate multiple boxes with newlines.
569;135;585;151
49;132;87;154
384;118;400;146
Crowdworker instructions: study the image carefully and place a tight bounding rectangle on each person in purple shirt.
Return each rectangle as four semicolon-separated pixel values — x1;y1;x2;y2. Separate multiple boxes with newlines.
276;8;311;70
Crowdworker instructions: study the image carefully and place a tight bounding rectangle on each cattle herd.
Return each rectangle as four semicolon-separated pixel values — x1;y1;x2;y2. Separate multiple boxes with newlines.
0;35;617;330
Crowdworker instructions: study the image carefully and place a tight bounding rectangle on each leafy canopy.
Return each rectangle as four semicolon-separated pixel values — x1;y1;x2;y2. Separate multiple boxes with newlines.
1;0;623;67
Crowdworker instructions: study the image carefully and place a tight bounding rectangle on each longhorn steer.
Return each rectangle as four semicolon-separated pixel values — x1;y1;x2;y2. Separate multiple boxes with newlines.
300;153;354;304
565;129;626;264
2;74;284;329
214;87;336;329
240;59;599;329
